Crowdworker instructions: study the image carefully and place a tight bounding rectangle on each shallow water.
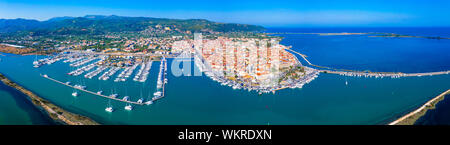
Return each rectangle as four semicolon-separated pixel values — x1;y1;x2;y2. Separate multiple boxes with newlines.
0;27;449;125
0;52;449;125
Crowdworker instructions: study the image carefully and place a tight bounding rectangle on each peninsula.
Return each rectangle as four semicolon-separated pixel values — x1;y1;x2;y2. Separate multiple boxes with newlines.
0;73;99;125
389;89;450;125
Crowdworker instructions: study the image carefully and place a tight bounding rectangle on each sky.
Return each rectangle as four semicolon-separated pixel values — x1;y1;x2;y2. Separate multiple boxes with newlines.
1;0;450;27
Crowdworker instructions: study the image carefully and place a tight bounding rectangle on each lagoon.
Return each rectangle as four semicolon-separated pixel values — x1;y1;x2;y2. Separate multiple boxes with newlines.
0;28;449;125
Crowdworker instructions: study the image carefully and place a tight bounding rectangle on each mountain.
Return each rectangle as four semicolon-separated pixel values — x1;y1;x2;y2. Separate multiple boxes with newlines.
0;18;41;33
0;15;265;34
46;16;76;22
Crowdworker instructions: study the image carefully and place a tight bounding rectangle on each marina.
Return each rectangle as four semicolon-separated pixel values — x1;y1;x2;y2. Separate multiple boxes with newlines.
98;67;120;81
114;63;139;82
84;66;107;79
28;50;171;111
41;74;154;105
70;56;99;67
153;57;167;101
36;52;169;109
68;60;102;76
133;60;152;82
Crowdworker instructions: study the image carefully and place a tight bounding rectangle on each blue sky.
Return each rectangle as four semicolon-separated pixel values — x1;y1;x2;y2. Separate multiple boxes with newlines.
1;0;449;27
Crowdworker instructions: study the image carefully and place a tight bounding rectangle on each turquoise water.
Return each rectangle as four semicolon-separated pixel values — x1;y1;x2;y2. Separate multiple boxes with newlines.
0;52;449;125
276;33;450;73
0;28;449;125
0;78;55;125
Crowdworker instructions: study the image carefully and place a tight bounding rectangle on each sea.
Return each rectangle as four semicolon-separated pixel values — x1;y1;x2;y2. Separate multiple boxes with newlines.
0;27;449;125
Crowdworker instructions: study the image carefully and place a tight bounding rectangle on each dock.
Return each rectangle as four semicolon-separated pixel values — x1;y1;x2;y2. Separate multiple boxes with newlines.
41;74;165;105
285;48;312;65
324;70;450;78
152;58;167;101
284;48;450;78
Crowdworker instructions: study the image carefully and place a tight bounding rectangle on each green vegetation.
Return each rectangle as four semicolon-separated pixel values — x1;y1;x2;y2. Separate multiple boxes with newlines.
393;90;450;125
0;15;265;35
0;15;268;53
0;73;99;125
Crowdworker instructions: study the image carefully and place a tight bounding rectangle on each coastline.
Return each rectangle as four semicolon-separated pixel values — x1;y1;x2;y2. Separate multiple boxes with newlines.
0;73;99;125
389;89;450;125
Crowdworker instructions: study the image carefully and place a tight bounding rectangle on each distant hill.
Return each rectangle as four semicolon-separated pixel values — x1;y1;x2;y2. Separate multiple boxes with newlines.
0;15;265;34
0;18;41;33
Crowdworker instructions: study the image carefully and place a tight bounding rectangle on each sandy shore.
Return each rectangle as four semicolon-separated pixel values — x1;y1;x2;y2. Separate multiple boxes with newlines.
389;89;450;125
0;73;99;125
0;44;35;55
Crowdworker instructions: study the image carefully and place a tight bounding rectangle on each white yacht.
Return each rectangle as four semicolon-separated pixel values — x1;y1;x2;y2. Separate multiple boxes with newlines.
137;98;144;104
109;94;118;98
145;101;153;105
33;60;39;65
105;107;114;112
153;91;162;97
72;92;78;97
124;105;133;111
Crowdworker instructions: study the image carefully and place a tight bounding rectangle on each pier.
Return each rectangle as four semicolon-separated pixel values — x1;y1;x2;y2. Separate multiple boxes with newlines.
323;70;450;78
152;57;167;101
41;74;167;105
285;48;312;65
285;48;450;78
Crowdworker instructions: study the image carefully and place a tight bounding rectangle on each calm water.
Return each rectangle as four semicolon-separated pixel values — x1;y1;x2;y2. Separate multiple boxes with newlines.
0;78;55;125
415;94;450;125
271;28;450;73
0;27;449;125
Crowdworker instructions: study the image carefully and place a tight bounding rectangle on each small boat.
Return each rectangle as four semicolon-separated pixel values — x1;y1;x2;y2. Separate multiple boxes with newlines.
124;104;133;111
137;98;144;104
345;80;348;85
145;101;153;105
153;91;162;97
109;94;118;98
105;107;114;112
33;60;39;65
97;91;103;95
122;96;129;101
72;92;78;97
